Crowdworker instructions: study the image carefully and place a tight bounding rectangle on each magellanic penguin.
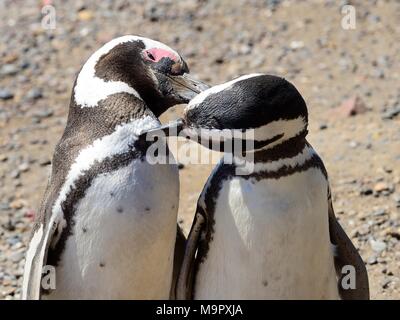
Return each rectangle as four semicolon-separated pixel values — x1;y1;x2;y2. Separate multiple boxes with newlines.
141;74;369;300
22;35;208;300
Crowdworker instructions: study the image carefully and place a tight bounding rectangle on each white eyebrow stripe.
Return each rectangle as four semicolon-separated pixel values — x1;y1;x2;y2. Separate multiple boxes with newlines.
182;117;306;150
186;74;264;110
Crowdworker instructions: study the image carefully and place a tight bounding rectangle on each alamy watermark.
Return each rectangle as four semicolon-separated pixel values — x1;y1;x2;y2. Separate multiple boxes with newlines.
141;126;256;176
341;5;356;30
40;264;358;292
41;265;56;290
41;5;56;30
341;264;356;290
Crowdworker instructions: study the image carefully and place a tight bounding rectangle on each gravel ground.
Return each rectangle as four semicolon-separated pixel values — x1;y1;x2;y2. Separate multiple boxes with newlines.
0;0;399;300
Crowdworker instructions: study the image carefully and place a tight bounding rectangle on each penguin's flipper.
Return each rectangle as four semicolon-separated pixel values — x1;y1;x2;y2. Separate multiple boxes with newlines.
169;225;186;299
22;180;64;300
328;187;370;300
22;216;61;300
176;208;206;300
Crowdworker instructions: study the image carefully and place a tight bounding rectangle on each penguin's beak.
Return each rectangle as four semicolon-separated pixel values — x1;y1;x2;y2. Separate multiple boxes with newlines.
168;73;210;102
139;118;184;141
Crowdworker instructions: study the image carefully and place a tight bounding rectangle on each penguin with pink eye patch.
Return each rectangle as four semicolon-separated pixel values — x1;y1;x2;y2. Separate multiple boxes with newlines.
22;35;209;300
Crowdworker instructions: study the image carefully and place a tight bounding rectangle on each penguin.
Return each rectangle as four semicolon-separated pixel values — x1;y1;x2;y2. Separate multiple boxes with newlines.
140;74;369;299
22;35;208;300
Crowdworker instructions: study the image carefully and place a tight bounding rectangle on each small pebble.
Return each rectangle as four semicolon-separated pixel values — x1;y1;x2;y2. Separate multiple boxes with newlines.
0;89;14;100
18;163;30;173
34;109;54;119
319;123;328;130
39;158;51;166
372;209;387;216
9;199;26;210
370;239;387;253
367;255;378;265
360;187;373;196
0;64;19;76
10;170;20;179
382;278;391;289
382;105;400;120
26;88;43;100
392;194;400;206
373;182;390;193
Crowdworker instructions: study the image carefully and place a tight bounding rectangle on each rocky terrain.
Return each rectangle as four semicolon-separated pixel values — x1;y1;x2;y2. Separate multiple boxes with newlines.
0;0;399;299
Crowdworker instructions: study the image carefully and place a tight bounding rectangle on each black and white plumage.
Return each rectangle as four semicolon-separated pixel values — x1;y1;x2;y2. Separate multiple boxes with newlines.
22;35;207;300
142;74;369;299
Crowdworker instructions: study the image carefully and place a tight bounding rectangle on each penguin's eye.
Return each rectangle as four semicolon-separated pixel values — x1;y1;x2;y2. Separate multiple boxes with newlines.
146;51;156;61
143;48;179;63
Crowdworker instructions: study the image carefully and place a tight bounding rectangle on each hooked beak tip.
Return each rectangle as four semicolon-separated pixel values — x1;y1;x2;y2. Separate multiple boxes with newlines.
168;73;210;101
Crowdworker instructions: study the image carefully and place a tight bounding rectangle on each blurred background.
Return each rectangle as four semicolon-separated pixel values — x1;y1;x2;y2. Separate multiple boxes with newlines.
0;0;399;299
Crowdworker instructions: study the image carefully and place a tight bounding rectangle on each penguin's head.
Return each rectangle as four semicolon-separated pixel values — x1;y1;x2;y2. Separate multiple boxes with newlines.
74;35;209;116
141;74;308;153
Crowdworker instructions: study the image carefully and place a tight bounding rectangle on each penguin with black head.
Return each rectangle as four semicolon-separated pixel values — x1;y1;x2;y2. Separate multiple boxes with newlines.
141;74;369;300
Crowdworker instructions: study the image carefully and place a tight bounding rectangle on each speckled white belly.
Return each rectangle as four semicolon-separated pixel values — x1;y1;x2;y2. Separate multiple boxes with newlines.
45;159;179;299
194;167;339;300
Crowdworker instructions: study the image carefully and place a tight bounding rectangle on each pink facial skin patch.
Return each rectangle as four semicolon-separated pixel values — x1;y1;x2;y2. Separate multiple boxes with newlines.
144;48;179;63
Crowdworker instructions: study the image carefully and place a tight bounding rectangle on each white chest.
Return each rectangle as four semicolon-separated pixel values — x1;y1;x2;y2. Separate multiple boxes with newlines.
194;168;339;299
46;159;179;299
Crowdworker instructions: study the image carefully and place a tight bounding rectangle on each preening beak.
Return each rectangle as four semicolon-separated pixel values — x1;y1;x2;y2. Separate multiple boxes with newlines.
168;73;210;102
139;118;184;141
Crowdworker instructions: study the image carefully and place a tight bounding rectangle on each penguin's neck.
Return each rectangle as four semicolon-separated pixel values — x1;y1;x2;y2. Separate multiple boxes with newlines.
68;90;159;132
253;131;308;165
56;92;160;178
233;131;318;177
